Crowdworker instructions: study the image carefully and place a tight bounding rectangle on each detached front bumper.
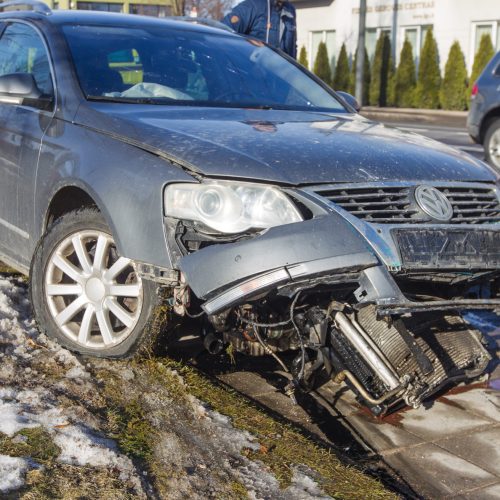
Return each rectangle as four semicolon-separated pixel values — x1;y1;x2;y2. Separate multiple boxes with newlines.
178;211;500;317
179;214;379;314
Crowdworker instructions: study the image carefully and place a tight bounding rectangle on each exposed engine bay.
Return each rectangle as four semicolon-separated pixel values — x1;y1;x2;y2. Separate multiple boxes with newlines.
173;270;494;415
159;181;500;415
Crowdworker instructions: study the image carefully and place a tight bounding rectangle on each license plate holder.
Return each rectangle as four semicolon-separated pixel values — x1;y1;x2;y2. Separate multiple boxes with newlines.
393;228;500;268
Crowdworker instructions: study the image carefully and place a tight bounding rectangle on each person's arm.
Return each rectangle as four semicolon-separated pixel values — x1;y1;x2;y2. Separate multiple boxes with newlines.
221;0;255;35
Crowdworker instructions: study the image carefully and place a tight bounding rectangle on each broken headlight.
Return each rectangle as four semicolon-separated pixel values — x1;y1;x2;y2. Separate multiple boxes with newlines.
164;181;303;234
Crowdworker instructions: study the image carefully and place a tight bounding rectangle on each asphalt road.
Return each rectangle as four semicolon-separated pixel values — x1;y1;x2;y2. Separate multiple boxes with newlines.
385;121;486;160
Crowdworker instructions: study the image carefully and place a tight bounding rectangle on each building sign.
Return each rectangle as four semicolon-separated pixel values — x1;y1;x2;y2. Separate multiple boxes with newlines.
352;1;434;15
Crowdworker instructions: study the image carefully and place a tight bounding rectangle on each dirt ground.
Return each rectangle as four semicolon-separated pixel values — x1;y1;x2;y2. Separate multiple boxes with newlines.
0;271;395;499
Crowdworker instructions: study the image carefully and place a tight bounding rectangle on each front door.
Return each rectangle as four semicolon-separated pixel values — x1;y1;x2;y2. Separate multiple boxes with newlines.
0;21;55;268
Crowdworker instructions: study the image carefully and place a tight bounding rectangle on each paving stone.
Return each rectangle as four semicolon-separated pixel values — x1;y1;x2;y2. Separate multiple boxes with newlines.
396;400;491;441
384;443;497;498
342;410;424;453
444;389;500;423
314;380;360;417
460;482;500;499
217;371;278;398
435;426;500;477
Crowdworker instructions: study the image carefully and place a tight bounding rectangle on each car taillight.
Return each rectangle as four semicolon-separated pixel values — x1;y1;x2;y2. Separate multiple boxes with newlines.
471;83;479;98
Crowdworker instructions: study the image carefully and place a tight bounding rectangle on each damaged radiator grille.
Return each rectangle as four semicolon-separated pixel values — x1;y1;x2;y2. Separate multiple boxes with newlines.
355;305;490;399
313;183;500;224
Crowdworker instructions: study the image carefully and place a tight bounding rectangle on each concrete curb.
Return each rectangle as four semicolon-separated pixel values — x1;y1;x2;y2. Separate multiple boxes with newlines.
361;106;468;128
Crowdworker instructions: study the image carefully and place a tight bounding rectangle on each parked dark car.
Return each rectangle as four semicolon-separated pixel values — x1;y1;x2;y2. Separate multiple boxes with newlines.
0;3;499;415
468;51;500;171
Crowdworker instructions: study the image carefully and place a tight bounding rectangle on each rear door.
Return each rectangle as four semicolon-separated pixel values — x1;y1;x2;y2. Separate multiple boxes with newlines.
0;21;55;268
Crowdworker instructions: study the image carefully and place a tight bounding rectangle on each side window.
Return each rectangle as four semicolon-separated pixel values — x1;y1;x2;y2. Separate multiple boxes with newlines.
0;23;53;96
108;48;143;85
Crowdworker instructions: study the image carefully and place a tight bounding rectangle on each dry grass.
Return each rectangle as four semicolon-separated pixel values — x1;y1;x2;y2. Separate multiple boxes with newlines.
147;358;397;500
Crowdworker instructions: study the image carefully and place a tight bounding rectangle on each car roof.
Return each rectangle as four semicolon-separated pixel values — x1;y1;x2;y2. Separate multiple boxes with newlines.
0;9;235;37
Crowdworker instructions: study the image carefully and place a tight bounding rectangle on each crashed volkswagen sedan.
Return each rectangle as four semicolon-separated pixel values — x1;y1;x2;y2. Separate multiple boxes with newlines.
0;5;498;414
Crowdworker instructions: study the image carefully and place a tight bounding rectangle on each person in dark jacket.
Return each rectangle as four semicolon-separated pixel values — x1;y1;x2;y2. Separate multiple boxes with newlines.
221;0;297;58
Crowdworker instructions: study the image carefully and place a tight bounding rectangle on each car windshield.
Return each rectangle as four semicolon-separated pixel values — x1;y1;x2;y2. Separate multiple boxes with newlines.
62;23;347;112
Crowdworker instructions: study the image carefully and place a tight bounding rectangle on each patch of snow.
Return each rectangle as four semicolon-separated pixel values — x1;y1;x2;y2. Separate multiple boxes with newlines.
0;399;38;437
204;407;260;453
0;455;29;493
65;365;90;379
55;425;132;470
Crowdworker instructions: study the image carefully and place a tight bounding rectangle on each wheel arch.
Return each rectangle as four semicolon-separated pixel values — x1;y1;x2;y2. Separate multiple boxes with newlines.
480;106;500;143
42;181;119;254
45;185;99;228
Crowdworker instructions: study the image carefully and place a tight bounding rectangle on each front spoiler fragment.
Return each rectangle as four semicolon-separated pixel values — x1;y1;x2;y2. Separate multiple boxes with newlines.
375;298;500;317
179;215;378;313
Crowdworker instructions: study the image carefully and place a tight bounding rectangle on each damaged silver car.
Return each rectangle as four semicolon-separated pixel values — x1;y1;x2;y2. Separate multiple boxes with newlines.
0;4;499;415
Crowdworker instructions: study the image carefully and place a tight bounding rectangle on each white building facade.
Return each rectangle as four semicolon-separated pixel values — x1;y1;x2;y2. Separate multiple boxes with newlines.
294;0;500;72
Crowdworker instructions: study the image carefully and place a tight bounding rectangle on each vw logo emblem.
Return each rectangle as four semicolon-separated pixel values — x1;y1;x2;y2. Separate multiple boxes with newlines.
415;186;453;221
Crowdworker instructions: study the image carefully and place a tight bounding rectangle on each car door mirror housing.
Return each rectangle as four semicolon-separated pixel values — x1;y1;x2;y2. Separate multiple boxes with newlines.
0;72;52;109
336;91;361;112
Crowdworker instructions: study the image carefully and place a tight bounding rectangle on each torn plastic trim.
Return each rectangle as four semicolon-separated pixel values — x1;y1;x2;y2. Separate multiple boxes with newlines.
202;253;377;315
375;298;500;317
179;214;378;300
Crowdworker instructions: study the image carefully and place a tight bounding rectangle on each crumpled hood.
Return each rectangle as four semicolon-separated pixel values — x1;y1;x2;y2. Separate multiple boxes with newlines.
76;104;498;185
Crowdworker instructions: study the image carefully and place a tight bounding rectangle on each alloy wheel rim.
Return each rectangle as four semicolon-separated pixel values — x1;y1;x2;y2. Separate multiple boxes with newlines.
45;230;143;349
489;129;500;169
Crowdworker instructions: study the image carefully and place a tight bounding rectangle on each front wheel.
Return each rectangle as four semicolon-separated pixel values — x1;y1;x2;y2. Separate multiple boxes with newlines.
30;209;163;358
484;118;500;172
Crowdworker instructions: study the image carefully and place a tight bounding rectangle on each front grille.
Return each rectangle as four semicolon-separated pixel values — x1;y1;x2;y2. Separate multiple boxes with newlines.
314;183;500;224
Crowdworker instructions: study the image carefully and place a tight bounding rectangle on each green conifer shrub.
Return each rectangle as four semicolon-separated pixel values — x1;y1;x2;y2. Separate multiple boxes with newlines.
415;28;441;108
313;41;332;86
394;38;416;108
386;52;396;106
369;33;392;106
440;41;468;110
298;45;309;69
332;43;350;92
469;33;495;94
349;46;370;105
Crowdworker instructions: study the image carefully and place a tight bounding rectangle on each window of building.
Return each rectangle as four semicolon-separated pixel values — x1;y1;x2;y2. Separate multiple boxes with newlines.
470;22;499;70
366;27;391;62
309;30;335;71
401;25;433;62
130;4;171;17
474;23;495;54
366;28;377;61
76;2;123;12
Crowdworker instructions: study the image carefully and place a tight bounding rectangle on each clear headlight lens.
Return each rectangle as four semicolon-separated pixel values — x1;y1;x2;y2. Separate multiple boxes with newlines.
164;181;303;233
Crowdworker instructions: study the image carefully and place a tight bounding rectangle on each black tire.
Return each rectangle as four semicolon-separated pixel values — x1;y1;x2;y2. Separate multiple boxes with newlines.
30;209;165;358
484;117;500;172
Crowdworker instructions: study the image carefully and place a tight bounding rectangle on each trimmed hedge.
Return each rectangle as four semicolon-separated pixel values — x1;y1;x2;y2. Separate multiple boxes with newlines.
313;41;332;86
332;43;350;92
469;33;495;92
349;45;371;105
440;41;468;110
298;45;309;69
415;28;441;108
369;33;392;106
394;38;417;107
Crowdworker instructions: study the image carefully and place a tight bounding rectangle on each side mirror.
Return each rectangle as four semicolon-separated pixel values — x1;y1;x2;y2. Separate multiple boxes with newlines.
0;73;52;109
336;91;361;113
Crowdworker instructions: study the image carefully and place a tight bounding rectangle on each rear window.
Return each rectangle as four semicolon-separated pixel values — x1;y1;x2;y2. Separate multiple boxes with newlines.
62;23;347;112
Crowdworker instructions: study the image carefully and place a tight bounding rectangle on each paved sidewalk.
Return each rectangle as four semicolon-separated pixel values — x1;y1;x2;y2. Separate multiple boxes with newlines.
361;106;468;129
214;316;500;499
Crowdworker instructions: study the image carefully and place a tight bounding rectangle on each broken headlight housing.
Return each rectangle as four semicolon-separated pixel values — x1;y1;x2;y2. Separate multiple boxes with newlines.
164;181;303;234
